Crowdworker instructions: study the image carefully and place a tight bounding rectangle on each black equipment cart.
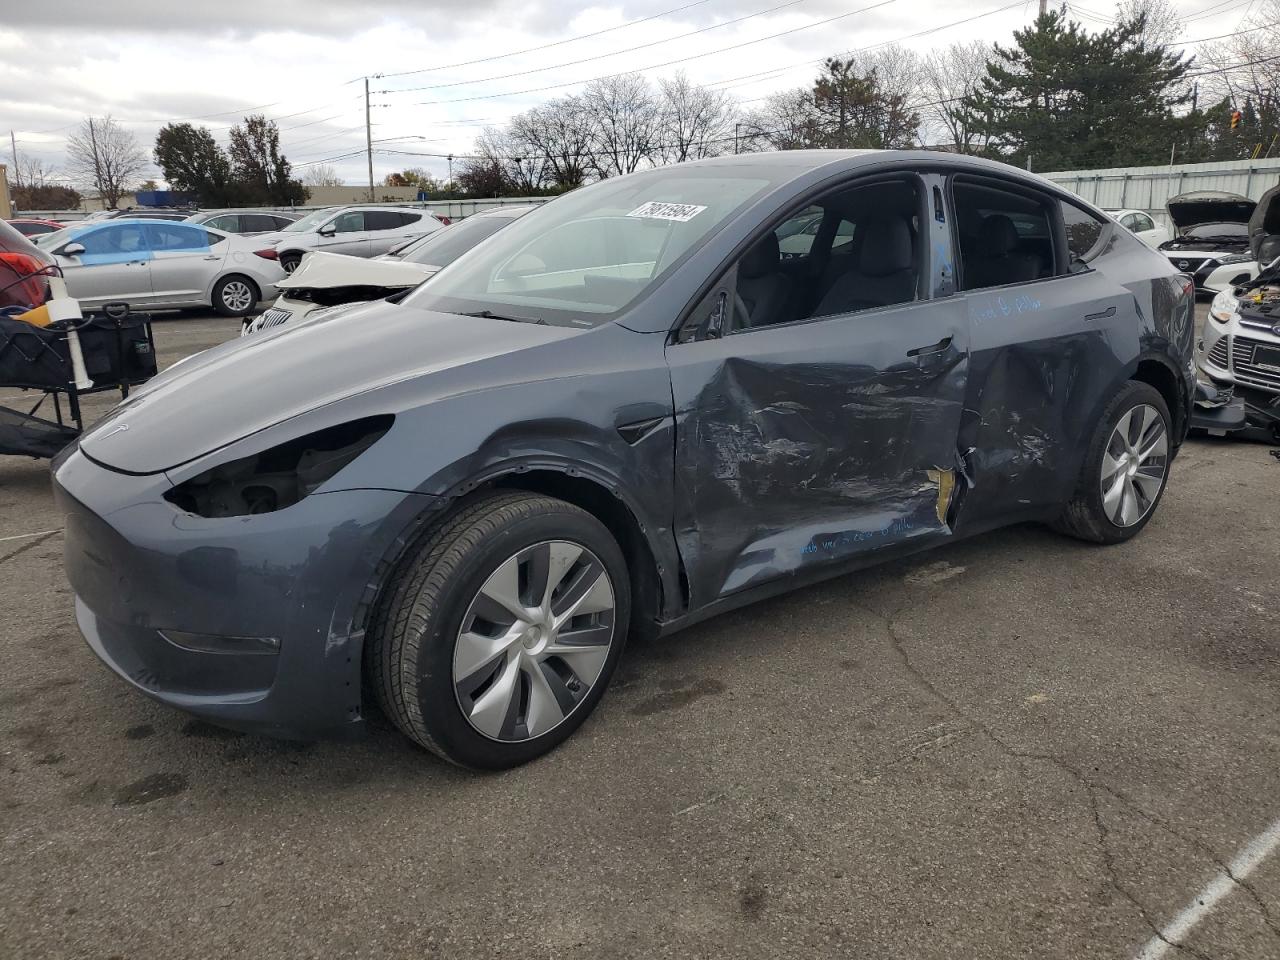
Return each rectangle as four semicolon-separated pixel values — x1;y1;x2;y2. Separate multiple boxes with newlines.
0;306;157;459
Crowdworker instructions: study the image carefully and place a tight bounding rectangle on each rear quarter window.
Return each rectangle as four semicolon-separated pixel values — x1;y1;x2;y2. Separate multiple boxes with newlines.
1061;201;1107;260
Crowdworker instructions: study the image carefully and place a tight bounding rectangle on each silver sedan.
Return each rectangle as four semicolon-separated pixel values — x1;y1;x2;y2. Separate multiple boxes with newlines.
35;218;286;316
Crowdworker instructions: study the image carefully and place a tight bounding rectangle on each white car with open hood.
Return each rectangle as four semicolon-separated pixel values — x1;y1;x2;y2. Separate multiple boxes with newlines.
1158;191;1259;295
243;205;537;335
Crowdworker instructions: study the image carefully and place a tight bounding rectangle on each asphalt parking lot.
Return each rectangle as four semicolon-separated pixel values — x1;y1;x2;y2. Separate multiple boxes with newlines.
1;308;1278;960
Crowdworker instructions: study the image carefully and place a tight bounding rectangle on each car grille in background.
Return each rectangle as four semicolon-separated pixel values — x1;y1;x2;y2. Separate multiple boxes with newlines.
1206;336;1231;369
1169;255;1210;274
1231;335;1280;390
245;307;292;335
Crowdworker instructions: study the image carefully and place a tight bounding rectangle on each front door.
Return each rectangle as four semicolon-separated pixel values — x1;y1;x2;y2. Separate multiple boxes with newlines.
319;211;371;257
666;175;969;607
58;223;152;307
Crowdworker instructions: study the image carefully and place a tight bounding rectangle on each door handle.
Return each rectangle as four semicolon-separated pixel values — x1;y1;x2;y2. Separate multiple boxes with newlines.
1085;305;1117;323
907;336;953;358
202;255;220;261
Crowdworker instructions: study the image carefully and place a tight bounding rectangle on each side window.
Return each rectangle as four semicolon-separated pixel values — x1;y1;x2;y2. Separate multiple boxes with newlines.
365;210;405;231
242;214;277;232
1061;201;1106;261
206;215;238;232
397;212;422;226
145;223;209;252
1119;213;1137;231
1134;213;1155;233
728;178;922;332
775;206;823;259
953;180;1054;292
205;230;226;246
330;211;365;233
274;216;297;229
78;225;148;257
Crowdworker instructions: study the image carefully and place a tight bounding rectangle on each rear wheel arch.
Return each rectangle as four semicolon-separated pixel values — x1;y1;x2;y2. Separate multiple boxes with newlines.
211;273;261;317
1132;354;1188;441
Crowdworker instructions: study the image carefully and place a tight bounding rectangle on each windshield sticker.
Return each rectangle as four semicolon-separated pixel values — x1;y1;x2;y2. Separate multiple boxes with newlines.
627;201;708;223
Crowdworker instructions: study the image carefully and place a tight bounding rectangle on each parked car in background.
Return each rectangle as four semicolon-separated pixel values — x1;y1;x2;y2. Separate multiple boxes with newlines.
55;150;1193;769
186;209;300;234
6;218;67;238
243;206;538;334
1199;185;1280;440
1158;191;1259;294
80;208;194;223
259;205;448;273
34;218;284;316
1103;208;1171;248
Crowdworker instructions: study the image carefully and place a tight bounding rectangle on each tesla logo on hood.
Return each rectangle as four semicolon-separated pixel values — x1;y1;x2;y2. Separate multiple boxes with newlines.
100;422;130;440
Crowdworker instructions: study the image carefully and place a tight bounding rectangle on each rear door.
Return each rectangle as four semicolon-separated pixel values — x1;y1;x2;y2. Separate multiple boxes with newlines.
145;223;224;305
365;210;418;254
948;175;1133;526
56;224;152;307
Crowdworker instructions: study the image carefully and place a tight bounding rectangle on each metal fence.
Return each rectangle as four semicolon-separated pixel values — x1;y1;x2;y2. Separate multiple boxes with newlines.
1043;157;1280;223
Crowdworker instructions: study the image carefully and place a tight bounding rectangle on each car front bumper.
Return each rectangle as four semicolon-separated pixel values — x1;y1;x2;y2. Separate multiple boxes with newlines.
53;445;433;739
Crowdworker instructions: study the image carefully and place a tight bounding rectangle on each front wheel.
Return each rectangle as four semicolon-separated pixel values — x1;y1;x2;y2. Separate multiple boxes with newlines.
1054;381;1172;544
212;274;259;317
367;492;630;769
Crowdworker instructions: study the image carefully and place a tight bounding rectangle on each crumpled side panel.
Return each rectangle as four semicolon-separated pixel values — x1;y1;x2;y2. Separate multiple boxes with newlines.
672;336;967;603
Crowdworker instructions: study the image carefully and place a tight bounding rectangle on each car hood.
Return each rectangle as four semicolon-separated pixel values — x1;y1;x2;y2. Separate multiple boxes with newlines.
278;250;434;290
79;301;579;475
1167;191;1256;230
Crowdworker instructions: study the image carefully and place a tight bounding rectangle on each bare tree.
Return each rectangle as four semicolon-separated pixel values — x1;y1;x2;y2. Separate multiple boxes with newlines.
582;73;661;177
66;115;147;209
1116;0;1183;47
303;163;343;187
738;88;820;151
1196;0;1280;147
509;96;595;189
655;71;738;163
920;41;994;153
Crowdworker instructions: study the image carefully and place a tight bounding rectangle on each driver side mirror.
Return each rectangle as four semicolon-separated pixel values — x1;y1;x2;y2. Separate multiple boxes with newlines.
61;242;85;257
318;225;336;237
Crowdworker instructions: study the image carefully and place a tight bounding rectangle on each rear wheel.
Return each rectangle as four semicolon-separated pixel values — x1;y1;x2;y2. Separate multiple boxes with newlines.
279;252;302;274
367;492;630;769
1054;381;1172;544
212;274;259;317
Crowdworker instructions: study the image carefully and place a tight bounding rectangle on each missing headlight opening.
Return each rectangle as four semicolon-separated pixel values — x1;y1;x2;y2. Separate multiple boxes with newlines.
165;416;393;518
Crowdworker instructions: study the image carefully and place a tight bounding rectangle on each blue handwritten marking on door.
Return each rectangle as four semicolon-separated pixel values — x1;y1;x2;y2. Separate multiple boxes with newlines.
969;293;1042;325
802;517;915;555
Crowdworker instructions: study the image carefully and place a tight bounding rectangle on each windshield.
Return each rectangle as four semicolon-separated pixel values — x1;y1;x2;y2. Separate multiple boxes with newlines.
397;215;517;266
283;207;338;233
404;170;771;326
33;227;74;250
1186;222;1247;238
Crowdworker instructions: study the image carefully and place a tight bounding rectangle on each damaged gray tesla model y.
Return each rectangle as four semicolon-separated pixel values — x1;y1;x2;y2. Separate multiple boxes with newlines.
55;150;1194;768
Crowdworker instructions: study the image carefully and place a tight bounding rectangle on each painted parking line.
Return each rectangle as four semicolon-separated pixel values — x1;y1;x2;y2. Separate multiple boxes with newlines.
0;529;62;543
1134;816;1280;959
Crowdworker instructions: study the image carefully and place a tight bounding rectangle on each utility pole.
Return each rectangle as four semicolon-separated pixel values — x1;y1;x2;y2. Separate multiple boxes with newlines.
734;122;741;155
447;155;453;189
365;77;375;202
9;130;20;192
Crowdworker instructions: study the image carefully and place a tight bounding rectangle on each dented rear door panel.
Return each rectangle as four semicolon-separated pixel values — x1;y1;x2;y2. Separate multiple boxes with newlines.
955;270;1136;527
666;299;970;607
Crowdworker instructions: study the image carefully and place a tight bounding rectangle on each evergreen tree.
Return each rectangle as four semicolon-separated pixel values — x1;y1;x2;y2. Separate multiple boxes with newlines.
962;10;1192;170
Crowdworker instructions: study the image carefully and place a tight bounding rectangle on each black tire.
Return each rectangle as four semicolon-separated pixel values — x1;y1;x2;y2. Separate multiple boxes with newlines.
279;252;302;274
211;274;260;317
1053;381;1172;544
366;491;630;769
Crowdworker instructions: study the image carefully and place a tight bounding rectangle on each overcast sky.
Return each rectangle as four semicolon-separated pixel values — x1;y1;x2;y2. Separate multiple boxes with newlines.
0;0;1251;189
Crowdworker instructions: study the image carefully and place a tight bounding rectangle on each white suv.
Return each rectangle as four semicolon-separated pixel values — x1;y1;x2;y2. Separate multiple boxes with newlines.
265;205;447;273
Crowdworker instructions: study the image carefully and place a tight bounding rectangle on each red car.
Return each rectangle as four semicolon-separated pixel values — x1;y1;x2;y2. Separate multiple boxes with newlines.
7;218;67;238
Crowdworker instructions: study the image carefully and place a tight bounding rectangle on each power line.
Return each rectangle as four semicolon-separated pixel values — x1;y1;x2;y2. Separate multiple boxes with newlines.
405;0;898;108
378;0;716;80
381;0;811;95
